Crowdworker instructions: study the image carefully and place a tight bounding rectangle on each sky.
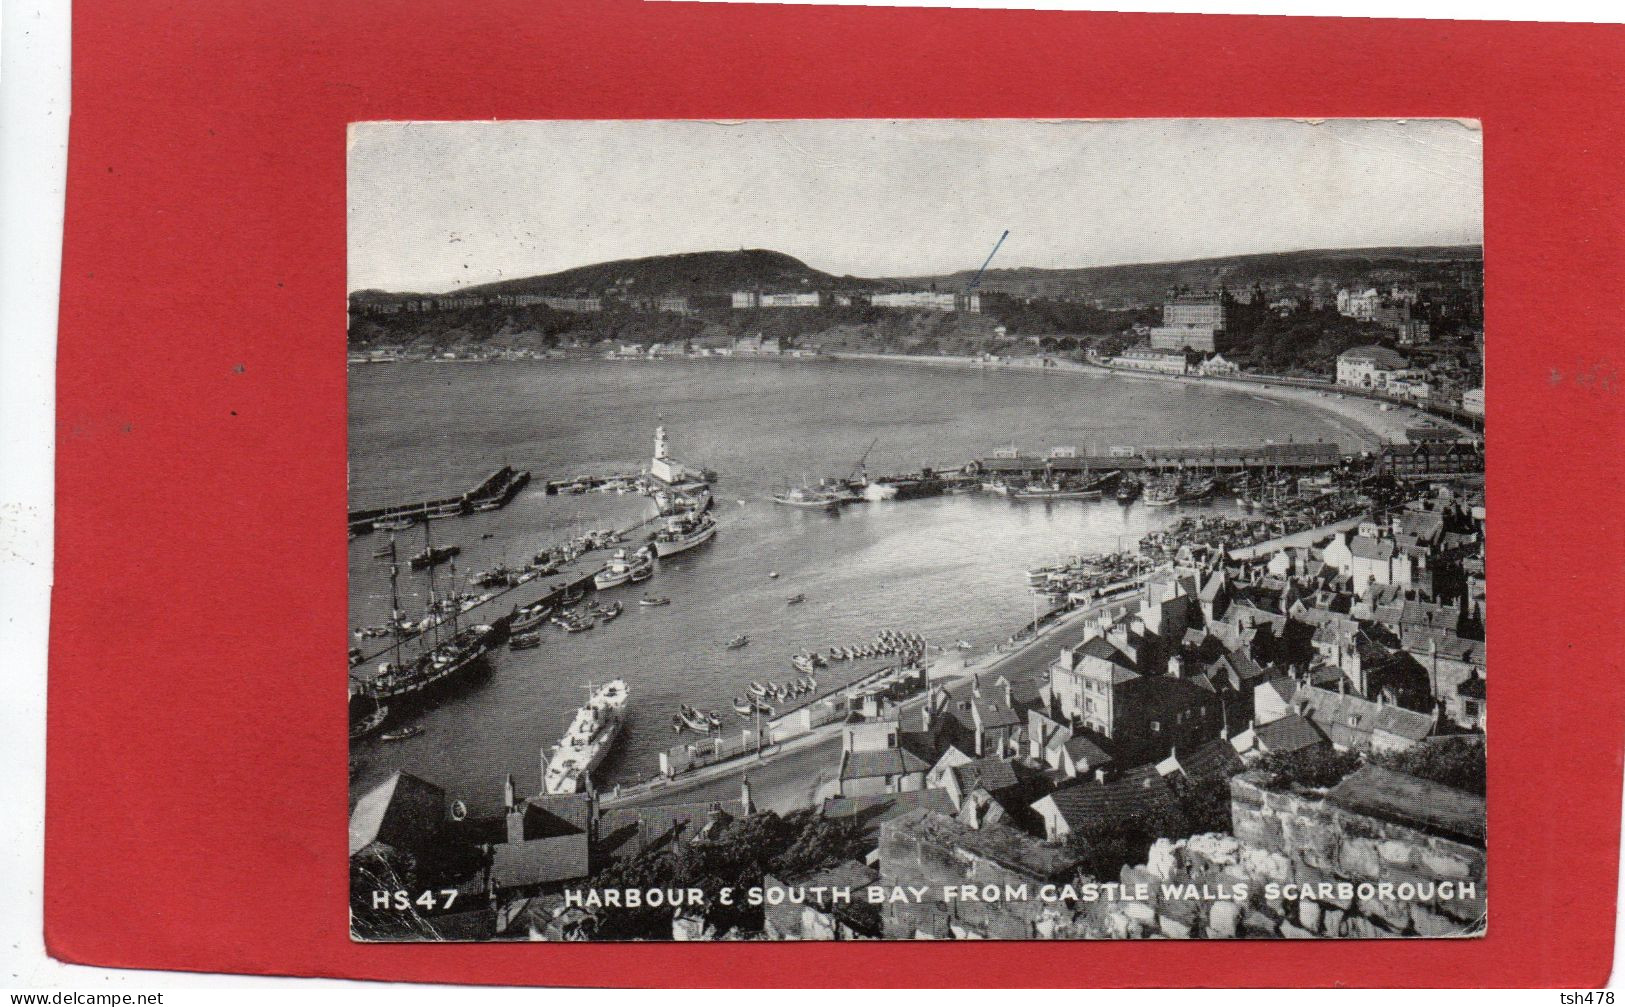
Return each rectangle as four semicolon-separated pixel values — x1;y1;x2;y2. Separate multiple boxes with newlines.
347;119;1483;294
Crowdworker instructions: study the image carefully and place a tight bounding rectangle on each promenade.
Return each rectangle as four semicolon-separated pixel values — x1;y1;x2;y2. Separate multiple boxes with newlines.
599;588;1139;814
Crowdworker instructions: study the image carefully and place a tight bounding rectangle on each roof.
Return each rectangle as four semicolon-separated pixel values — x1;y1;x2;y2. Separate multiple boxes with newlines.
597;799;747;861
1062;733;1112;766
841;747;929;781
1328;765;1486;846
881;808;1083;881
1038;772;1181;832
349;772;447;857
490;830;590;890
821;789;956;849
1252;713;1328;754
1180;738;1247;782
1295;684;1434;750
1350;536;1395;562
950;757;1021;795
972;694;1022;730
1339;345;1409;368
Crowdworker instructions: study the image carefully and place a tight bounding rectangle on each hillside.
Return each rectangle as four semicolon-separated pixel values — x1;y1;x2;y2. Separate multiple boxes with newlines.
455;249;890;299
898;245;1483;306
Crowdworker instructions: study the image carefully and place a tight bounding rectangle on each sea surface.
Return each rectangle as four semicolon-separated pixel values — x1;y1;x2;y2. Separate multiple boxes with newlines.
348;356;1357;812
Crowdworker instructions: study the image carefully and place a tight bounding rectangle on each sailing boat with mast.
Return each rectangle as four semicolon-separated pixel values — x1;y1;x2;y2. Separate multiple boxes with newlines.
352;523;498;711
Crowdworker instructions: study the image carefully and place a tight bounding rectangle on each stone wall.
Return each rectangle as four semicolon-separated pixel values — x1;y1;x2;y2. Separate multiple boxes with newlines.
1093;775;1486;939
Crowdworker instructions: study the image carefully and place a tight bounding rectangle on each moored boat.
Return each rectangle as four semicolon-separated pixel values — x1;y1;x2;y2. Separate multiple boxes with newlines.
509;631;542;650
726;634;749;650
639;595;671;607
733;696;755;717
380;725;424;742
543;679;629;794
652;512;718;559
593;600;624;622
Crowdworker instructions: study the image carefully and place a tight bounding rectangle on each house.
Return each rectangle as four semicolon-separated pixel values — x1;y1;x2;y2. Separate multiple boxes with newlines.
839;750;930;799
1248;713;1328;756
1030;769;1181;842
1293;683;1435;755
488;776;596;898
1336;345;1409;389
1112;347;1192;374
1252;674;1297;726
348;771;451;860
1198;353;1241;377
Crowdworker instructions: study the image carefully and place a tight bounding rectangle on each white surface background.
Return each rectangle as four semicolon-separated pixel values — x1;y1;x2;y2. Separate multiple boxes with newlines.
2;0;1619;999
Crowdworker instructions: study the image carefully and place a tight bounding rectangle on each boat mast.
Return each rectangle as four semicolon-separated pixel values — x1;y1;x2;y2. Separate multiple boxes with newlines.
387;535;405;667
422;520;443;648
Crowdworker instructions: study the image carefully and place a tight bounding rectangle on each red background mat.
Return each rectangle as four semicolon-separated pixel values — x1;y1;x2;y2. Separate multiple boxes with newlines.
45;0;1625;988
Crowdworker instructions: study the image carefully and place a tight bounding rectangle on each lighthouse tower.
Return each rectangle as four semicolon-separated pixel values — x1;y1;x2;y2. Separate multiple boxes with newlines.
651;424;682;483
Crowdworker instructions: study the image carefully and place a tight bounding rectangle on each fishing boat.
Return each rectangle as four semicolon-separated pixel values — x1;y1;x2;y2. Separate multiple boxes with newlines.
1010;481;1102;501
678;705;711;732
639;595;671;607
786;593;806;605
652;512;718;559
593;600;623;622
375;516;416;532
349;694;389;740
380;725;424;742
627;558;654;583
1142;477;1181;507
1179;476;1217;502
791;654;818;675
409;544;461;570
726;634;750;650
564;616;595;633
508;631;542;650
771;485;840;510
748;680;769;697
594;552;634;590
511;602;553;633
732;696;755;717
1116;477;1143;504
543;680;629;794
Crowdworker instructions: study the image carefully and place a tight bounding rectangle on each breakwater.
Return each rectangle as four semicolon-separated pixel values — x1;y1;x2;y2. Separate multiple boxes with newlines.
348;465;531;533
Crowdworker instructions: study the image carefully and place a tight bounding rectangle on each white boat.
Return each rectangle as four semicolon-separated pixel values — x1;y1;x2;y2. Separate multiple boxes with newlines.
652;513;718;559
543;679;629;794
594;551;633;589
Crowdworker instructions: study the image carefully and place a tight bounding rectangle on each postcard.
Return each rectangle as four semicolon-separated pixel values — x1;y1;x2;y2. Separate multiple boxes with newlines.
344;118;1487;942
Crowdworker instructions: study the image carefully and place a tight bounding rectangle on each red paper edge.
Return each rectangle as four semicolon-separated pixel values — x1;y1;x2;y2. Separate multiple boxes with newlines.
44;0;1625;988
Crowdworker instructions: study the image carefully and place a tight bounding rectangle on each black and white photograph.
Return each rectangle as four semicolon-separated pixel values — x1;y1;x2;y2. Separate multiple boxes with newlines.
345;118;1487;943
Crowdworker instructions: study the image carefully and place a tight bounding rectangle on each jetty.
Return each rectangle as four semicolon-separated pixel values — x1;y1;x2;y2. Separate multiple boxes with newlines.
348;465;531;535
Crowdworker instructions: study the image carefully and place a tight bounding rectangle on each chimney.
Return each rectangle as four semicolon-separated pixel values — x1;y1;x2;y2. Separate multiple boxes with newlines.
1003;679;1014;708
1094;768;1107;784
740;775;755;816
503;773;516;811
920;699;932;734
972;673;982;697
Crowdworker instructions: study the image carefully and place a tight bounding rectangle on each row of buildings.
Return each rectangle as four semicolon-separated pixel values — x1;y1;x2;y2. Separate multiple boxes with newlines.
350;474;1487;941
730;290;982;313
351;288;983;317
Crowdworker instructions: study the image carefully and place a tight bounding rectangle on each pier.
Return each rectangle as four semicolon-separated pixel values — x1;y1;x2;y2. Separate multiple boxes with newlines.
347;465;531;534
348;509;667;670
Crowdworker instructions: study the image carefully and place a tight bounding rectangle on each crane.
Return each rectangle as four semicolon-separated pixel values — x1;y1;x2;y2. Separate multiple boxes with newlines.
848;437;880;486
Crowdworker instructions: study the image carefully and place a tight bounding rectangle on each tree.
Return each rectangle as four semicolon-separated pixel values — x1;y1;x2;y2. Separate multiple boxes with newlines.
1375;737;1485;796
1256;747;1363;791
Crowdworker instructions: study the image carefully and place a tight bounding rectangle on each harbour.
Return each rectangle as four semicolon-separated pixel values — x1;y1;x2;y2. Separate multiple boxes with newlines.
347;356;1388;814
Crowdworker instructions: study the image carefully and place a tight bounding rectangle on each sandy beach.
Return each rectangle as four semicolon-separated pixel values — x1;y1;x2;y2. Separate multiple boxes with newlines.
827;351;1459;448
